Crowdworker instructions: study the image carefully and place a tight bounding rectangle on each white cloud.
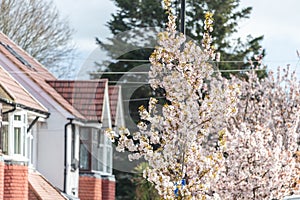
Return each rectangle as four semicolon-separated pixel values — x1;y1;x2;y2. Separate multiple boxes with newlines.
51;0;300;75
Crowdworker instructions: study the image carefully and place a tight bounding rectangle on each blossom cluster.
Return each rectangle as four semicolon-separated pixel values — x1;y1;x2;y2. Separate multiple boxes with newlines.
106;0;300;199
212;67;300;199
106;1;239;199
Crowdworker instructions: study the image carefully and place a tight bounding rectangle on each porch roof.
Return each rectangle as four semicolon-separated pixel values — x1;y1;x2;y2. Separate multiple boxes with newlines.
0;65;48;115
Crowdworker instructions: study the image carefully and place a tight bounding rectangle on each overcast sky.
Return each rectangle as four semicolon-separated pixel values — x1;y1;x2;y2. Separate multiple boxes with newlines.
52;0;300;77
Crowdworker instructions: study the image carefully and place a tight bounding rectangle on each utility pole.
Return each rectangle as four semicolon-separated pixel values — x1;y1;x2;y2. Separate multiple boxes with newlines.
180;0;186;34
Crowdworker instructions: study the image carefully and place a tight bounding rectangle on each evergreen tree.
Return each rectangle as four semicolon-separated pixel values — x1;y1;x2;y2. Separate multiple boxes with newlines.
96;0;265;80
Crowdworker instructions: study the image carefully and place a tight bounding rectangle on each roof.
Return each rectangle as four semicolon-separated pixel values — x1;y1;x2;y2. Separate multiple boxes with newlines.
108;85;120;126
28;171;66;200
0;32;84;120
48;79;108;122
0;65;48;114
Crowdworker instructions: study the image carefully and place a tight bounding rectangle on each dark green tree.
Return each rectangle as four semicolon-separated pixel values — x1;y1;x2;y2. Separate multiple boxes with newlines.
93;0;265;199
96;0;265;80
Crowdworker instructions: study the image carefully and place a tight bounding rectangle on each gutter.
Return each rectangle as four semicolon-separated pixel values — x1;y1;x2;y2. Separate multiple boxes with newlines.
64;118;74;193
2;105;16;115
0;98;16;115
0;97;49;117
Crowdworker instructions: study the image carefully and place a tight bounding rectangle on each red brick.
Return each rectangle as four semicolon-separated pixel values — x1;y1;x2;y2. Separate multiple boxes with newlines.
4;164;28;200
79;175;102;200
0;162;3;200
101;178;115;200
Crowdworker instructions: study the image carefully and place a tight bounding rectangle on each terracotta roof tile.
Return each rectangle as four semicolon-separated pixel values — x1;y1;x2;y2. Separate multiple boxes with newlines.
108;86;120;126
28;171;66;200
0;32;84;120
48;79;108;122
0;65;48;114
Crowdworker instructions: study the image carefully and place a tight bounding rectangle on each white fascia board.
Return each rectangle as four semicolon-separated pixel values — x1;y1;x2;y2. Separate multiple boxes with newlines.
82;122;102;129
102;81;112;128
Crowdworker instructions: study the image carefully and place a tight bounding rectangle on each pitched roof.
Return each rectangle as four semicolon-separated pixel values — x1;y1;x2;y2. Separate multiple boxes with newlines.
0;32;84;120
28;171;66;200
108;85;120;126
48;79;108;122
0;65;48;114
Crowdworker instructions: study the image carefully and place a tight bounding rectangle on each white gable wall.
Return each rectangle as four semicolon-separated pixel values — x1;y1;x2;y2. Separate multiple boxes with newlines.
37;113;66;191
37;112;81;197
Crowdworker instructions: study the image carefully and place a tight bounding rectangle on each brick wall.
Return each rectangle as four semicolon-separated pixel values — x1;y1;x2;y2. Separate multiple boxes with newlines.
4;164;28;200
0;162;4;200
79;175;102;200
102;177;115;200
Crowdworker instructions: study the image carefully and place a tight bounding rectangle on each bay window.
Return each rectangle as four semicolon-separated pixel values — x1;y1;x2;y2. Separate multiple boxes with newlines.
79;127;112;174
0;110;31;159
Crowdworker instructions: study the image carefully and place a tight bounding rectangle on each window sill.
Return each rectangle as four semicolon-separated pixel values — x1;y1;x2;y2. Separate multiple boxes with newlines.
79;170;113;178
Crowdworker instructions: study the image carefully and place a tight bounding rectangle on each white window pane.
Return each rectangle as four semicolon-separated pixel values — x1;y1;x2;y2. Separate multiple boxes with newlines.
79;127;90;140
106;147;112;173
98;146;105;172
14;127;21;154
100;132;105;144
91;143;98;171
14;115;21;121
79;144;90;170
105;135;111;145
0;125;8;154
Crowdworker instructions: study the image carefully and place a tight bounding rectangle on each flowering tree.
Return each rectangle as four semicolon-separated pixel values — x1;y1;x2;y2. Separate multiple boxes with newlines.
106;0;238;199
213;67;300;199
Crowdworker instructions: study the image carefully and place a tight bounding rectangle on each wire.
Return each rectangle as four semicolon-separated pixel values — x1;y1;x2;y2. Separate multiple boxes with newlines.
109;81;150;85
115;59;150;63
123;96;165;102
2;67;266;75
110;59;265;63
90;71;149;75
90;68;266;75
71;56;300;62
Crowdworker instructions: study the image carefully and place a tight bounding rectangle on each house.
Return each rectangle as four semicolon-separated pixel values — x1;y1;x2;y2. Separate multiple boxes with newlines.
0;31;123;199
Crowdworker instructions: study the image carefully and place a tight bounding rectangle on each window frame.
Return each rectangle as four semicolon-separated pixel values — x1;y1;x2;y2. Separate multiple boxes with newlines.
0;110;33;161
11;111;27;156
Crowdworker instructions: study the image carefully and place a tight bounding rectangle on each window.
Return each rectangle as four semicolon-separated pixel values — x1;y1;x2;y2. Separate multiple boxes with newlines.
0;111;27;156
14;115;21;121
79;127;90;170
98;132;112;174
0;121;8;154
12;112;27;156
79;127;112;174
